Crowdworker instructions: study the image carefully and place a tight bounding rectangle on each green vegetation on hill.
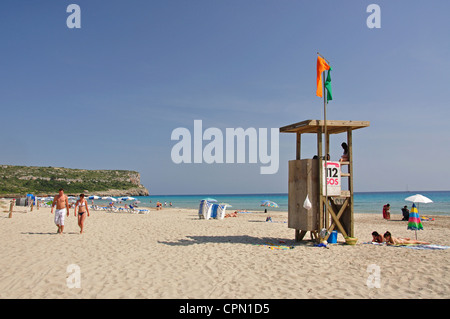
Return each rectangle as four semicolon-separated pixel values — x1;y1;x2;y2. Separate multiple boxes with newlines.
0;165;148;196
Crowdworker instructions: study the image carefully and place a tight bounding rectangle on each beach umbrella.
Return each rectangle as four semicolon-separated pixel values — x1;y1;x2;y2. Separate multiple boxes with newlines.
405;194;433;206
219;203;232;207
405;193;433;216
260;200;279;213
407;203;424;239
88;195;101;205
120;196;136;201
201;198;217;202
260;200;279;208
102;196;117;202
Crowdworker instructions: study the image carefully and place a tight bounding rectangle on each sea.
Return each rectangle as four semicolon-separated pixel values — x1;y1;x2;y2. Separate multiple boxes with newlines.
94;191;450;216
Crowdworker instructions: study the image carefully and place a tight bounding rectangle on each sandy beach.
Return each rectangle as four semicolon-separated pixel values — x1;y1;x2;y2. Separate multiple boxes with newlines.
1;200;449;299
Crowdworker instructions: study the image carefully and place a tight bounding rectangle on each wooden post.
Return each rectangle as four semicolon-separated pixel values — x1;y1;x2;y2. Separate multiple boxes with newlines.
347;128;354;237
30;200;34;212
296;132;301;160
8;200;14;218
295;131;301;239
297;230;307;241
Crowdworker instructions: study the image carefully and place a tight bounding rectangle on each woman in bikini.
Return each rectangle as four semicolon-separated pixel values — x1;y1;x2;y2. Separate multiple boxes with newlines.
74;194;90;234
371;231;384;243
383;231;429;245
339;142;349;162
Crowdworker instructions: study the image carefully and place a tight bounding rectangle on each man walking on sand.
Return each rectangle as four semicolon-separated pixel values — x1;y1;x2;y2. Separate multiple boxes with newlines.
51;188;70;234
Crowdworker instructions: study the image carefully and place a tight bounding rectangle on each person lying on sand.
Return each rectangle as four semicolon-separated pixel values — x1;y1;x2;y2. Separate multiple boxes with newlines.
371;231;384;243
383;231;430;245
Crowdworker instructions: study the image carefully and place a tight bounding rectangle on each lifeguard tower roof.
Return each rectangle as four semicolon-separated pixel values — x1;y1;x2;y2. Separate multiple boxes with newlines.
280;120;370;135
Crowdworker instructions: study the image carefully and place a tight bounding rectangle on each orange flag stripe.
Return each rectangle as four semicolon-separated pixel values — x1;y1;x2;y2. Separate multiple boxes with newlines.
316;56;330;97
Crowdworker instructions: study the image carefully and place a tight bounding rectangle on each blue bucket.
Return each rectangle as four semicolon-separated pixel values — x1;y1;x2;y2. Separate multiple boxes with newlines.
328;231;338;244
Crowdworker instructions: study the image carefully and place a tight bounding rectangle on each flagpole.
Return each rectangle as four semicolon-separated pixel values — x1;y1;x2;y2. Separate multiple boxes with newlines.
317;52;330;237
318;52;329;235
317;52;331;65
323;70;329;233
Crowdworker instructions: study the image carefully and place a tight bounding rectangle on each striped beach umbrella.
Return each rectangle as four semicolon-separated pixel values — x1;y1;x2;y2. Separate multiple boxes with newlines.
120;196;136;201
260;200;279;208
260;200;279;213
405;194;432;240
407;203;423;239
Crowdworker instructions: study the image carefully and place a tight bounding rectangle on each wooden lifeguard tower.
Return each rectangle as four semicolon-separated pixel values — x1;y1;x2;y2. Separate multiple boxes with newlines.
280;119;370;242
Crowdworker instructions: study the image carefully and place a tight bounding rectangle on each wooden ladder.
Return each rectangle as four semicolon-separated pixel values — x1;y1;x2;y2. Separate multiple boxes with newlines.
324;159;354;240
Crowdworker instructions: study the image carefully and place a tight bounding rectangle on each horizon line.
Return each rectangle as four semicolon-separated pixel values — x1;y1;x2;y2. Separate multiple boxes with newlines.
146;189;450;197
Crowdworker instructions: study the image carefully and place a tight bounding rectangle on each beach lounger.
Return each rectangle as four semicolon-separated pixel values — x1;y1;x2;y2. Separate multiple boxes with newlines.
198;200;213;219
127;205;146;213
107;206;118;212
217;205;227;220
126;205;136;213
210;204;218;219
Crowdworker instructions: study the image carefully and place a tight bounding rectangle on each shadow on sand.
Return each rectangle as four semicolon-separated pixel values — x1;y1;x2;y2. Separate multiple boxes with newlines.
158;235;314;247
21;231;80;235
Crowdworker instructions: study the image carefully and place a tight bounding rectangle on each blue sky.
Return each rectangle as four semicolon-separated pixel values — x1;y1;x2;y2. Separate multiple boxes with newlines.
1;0;449;194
